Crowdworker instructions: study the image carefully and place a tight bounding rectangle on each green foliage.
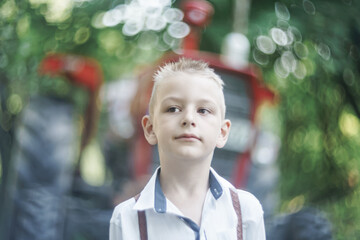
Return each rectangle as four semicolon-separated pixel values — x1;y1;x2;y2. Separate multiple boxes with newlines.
0;0;164;131
247;0;360;238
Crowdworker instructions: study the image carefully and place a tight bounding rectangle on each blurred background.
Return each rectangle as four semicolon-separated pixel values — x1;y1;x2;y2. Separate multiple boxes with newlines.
1;0;360;239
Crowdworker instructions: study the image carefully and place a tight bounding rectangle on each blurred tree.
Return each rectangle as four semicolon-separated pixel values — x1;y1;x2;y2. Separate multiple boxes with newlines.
244;0;360;239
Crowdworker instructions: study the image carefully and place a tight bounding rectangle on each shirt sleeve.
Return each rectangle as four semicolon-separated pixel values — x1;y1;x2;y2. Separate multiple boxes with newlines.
255;209;266;240
109;208;123;240
248;196;266;240
237;189;266;240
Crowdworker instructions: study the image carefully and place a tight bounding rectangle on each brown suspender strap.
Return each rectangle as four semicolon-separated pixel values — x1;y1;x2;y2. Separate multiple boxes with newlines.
137;211;148;240
134;194;148;240
134;190;242;240
230;189;243;240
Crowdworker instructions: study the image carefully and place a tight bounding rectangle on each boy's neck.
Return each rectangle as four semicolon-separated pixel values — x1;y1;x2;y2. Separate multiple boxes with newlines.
159;157;211;195
158;156;212;226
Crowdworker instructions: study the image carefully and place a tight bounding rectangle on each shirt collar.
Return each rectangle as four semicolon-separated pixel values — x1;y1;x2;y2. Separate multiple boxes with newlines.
134;167;224;213
209;168;223;200
154;169;166;213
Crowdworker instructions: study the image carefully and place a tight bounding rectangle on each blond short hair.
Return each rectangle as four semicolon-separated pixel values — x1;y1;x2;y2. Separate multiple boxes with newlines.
149;58;226;118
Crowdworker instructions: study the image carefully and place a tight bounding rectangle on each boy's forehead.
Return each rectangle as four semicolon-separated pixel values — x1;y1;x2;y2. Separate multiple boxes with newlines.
154;72;225;110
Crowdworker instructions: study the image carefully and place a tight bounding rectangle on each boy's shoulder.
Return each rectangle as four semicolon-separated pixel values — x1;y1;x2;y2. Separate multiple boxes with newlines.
110;197;137;224
114;197;136;210
214;171;263;214
231;188;264;223
235;189;262;209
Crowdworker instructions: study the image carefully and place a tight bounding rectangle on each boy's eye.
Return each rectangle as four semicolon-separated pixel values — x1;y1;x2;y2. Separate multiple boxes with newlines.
198;108;211;114
167;107;180;113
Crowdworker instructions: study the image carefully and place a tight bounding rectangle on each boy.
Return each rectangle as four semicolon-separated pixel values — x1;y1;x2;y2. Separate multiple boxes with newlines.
110;58;265;240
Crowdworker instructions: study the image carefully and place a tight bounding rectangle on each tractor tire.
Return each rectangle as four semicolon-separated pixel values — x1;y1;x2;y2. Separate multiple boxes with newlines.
9;96;77;240
267;207;333;240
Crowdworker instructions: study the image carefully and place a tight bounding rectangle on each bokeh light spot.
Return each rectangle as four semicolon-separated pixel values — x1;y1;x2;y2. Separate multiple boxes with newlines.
253;48;269;66
41;0;73;23
162;31;180;48
339;111;359;137
305;128;322;152
316;42;331;60
115;42;135;59
16;15;30;38
167;21;190;39
256;35;276;54
303;0;316;15
138;0;172;9
275;2;290;21
292;127;306;149
7;94;23;115
0;0;17;19
274;57;289;78
144;5;163;17
137;31;159;50
270;27;288;46
288;26;302;42
287;195;305;213
294;42;308;59
74;27;90;44
281;51;297;73
163;8;184;23
98;30;124;54
146;15;167;31
277;20;289;30
91;11;106;29
155;38;171;52
80;141;106;186
100;0;187;44
303;59;315;76
293;60;307;80
102;8;124;27
123;19;145;36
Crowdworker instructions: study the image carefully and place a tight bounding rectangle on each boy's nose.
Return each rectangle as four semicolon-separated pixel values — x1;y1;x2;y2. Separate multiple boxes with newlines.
181;111;196;127
182;120;196;127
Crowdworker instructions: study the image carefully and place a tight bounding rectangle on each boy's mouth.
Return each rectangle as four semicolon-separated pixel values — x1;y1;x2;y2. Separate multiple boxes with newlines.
175;134;201;141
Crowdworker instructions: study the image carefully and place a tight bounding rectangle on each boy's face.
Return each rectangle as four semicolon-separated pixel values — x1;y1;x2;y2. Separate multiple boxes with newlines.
142;72;231;163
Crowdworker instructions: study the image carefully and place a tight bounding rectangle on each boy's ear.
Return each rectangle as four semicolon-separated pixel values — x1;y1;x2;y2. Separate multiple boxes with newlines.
142;115;158;145
216;119;231;148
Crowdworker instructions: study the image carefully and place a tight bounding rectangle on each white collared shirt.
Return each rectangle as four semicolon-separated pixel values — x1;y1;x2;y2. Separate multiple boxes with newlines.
110;168;265;240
